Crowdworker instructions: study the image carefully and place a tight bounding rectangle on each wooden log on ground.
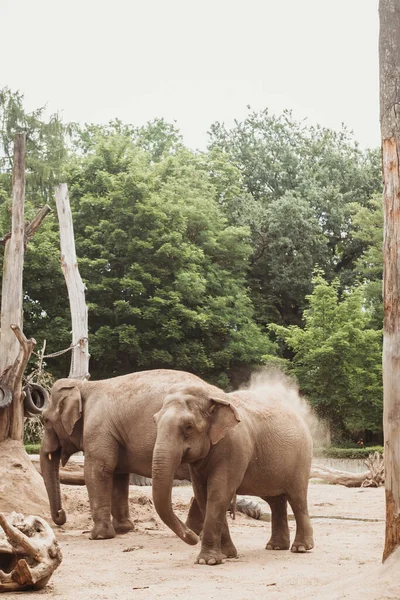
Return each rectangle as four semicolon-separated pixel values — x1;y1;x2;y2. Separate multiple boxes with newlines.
0;512;62;592
30;455;85;485
30;454;384;489
309;465;372;487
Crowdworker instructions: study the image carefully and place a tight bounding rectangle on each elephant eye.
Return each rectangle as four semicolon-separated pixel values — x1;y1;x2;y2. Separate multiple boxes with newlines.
183;424;194;436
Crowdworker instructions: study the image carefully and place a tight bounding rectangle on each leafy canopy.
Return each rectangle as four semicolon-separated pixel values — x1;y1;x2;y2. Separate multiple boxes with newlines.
271;273;383;438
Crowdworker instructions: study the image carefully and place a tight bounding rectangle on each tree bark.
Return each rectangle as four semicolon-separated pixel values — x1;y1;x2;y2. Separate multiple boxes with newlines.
380;0;400;562
55;183;90;379
0;134;26;442
0;134;52;442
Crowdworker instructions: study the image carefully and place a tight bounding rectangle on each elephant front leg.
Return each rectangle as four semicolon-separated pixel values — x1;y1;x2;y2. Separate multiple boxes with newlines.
195;479;237;566
185;493;237;558
111;473;134;534
85;460;115;540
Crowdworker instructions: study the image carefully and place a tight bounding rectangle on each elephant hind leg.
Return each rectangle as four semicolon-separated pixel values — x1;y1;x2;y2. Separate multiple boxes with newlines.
286;490;314;552
112;473;134;534
263;494;290;550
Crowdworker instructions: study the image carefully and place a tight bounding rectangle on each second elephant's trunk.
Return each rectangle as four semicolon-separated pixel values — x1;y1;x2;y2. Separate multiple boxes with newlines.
40;446;67;526
152;440;198;546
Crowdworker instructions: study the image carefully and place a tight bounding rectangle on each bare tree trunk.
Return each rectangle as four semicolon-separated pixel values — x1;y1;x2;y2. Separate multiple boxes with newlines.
380;0;400;562
0;134;26;442
55;183;90;379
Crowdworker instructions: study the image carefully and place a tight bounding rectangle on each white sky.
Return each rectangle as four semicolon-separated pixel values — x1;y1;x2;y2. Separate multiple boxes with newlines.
2;0;380;150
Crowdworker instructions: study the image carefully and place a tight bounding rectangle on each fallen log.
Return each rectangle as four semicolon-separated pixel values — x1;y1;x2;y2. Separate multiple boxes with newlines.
30;455;85;485
310;452;385;488
31;454;385;489
0;512;62;592
309;465;371;487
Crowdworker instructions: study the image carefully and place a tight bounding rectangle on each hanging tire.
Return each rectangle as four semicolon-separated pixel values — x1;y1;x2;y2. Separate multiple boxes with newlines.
0;384;12;409
23;384;49;416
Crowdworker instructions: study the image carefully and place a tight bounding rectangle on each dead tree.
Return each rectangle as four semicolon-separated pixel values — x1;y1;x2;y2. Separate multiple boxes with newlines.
0;134;29;442
0;133;51;442
55;183;89;379
0;134;51;518
380;0;400;562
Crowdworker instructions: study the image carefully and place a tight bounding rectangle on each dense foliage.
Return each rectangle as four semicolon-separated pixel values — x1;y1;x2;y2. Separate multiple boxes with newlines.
0;89;384;439
271;274;382;440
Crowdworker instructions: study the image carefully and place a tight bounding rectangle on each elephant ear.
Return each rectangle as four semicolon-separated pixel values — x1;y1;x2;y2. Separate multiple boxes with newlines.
55;384;83;436
209;396;240;445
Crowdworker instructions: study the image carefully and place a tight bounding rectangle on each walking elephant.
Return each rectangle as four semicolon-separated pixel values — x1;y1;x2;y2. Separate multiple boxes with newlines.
152;381;314;565
40;369;260;540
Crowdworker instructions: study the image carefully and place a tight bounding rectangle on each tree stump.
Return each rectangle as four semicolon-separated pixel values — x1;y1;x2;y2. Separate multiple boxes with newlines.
0;512;62;592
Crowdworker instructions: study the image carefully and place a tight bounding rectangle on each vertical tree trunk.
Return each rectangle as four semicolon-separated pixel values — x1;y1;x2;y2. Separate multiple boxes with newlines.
380;0;400;562
0;133;26;442
55;183;90;379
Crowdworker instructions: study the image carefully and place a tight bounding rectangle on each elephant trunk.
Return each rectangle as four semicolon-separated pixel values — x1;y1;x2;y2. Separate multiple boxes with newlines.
152;438;198;546
40;446;67;526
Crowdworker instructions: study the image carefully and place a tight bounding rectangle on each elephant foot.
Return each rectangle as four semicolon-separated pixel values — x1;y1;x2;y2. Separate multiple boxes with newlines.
221;540;238;559
266;536;290;551
195;549;225;566
113;518;135;534
89;521;115;540
290;537;314;553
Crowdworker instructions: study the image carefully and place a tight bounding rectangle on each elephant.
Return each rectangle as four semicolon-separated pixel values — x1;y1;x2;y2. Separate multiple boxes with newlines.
152;380;314;565
40;368;260;540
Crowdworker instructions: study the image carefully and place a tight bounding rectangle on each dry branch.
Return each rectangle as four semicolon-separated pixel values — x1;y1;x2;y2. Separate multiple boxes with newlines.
0;326;36;441
0;512;62;592
24;205;52;243
362;452;385;488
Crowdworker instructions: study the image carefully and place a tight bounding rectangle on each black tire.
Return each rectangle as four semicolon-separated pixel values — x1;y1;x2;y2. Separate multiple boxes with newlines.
235;498;262;520
23;384;49;416
0;384;12;409
129;474;153;486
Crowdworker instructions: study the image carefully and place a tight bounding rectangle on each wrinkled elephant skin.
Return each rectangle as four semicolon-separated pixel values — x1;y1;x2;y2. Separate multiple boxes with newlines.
152;382;314;565
40;370;202;539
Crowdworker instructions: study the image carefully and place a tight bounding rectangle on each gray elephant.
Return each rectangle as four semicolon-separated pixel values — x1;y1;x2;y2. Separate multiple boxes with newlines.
152;381;314;565
40;369;258;540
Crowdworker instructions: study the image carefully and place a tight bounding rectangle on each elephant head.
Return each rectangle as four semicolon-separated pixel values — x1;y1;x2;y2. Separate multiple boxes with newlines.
151;383;240;545
40;379;84;526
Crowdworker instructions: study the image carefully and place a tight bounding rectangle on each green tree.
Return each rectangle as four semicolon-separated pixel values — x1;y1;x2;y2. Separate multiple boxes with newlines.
271;273;383;440
66;126;274;385
350;195;383;328
208;109;382;326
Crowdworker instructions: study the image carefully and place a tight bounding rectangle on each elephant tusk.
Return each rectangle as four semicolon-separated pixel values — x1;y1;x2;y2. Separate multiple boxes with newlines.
48;453;52;461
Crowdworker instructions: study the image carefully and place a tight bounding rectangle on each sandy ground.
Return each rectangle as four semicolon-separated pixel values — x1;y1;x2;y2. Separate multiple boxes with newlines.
2;480;398;600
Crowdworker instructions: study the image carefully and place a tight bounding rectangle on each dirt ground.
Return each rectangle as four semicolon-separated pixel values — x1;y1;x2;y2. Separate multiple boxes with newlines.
3;479;399;600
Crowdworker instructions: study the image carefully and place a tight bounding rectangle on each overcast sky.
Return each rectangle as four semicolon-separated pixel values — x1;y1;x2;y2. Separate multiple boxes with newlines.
2;0;380;150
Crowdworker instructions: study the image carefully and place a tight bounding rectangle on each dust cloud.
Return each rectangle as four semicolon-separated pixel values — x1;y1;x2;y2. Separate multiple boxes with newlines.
239;368;330;449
